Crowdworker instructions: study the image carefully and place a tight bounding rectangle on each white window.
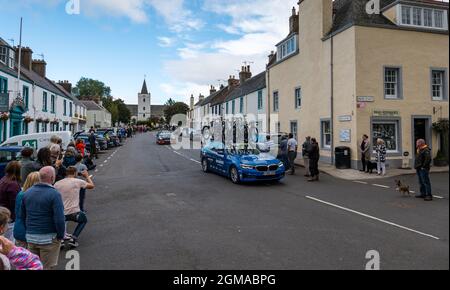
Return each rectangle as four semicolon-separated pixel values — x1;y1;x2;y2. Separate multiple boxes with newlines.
276;35;298;61
401;6;411;25
295;87;302;109
372;122;399;152
257;90;263;110
399;5;447;30
434;10;444;28
290;121;298;141
424;9;433;27
321;120;331;149
0;47;6;64
273;91;279;112
413;7;422;26
384;67;401;99
432;70;445;101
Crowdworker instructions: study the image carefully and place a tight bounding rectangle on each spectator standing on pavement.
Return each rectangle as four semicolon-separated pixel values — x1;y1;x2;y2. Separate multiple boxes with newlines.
307;138;320;182
74;155;89;212
278;135;289;170
0;161;22;243
63;142;77;168
75;139;86;157
89;126;95;134
55;166;94;248
88;131;98;159
287;133;298;175
13;172;41;248
302;136;312;177
20;166;65;270
415;139;433;201
375;139;387;176
20;147;38;186
360;134;371;173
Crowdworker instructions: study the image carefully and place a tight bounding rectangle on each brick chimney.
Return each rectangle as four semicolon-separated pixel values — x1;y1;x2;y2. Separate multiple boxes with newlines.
239;65;252;83
199;94;205;102
289;6;299;34
227;75;239;90
58;80;72;95
15;46;33;71
32;59;47;78
210;85;217;95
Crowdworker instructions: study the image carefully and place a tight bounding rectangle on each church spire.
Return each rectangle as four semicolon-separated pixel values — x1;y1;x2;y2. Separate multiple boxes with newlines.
141;78;149;95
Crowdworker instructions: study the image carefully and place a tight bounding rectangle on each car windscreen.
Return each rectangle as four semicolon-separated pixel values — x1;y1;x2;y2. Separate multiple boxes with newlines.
226;144;260;155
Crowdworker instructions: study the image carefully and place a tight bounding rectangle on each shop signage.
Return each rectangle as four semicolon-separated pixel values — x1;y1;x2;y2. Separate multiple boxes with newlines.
338;115;352;122
373;110;400;117
340;129;351;142
357;96;374;102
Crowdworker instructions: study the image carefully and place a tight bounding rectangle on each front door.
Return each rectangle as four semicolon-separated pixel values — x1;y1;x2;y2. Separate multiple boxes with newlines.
412;117;431;161
12;121;22;136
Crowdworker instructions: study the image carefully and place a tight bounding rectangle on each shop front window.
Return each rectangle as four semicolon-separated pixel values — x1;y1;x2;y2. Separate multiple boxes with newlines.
372;122;399;153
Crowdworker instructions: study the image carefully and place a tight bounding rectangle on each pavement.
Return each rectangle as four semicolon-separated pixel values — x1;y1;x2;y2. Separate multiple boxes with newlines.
57;132;449;270
294;158;449;181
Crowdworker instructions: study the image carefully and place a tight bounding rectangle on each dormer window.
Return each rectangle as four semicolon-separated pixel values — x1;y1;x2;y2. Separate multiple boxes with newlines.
0;47;7;65
0;46;15;69
398;4;448;30
277;34;298;62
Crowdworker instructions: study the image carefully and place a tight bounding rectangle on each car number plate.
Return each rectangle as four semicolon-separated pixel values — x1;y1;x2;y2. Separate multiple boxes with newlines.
263;171;276;176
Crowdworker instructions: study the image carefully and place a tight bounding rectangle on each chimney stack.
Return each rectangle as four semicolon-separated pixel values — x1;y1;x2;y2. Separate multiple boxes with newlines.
239;65;252;83
58;80;72;95
32;59;47;78
190;94;194;109
15;46;33;71
199;94;205;102
289;6;299;34
228;75;239;90
210;85;217;95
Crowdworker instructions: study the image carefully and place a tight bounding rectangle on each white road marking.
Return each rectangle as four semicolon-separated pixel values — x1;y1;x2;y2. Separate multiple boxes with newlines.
373;184;390;189
353;181;368;185
434;195;445;199
104;160;108;163
190;159;201;164
95;169;98;173
100;164;104;167
305;195;440;240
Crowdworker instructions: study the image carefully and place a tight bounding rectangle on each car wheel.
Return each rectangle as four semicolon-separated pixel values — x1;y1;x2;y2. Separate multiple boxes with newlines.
201;158;210;173
230;166;240;184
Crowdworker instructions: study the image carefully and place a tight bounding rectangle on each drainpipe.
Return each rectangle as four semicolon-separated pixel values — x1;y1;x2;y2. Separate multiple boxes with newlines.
267;68;271;133
330;35;335;165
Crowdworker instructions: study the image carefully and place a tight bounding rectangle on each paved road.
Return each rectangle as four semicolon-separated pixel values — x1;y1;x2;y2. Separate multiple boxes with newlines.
58;132;449;270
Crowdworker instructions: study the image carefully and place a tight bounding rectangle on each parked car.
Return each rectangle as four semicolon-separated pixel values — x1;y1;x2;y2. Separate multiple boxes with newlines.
74;132;106;151
0;146;23;178
201;142;285;184
74;134;101;152
97;129;120;147
1;132;73;152
156;131;172;145
96;130;114;148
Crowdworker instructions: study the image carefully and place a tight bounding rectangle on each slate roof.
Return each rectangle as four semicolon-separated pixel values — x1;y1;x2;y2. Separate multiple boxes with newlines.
141;79;149;95
225;72;266;103
0;61;33;84
80;100;108;111
151;105;166;118
126;104;138;116
328;0;449;37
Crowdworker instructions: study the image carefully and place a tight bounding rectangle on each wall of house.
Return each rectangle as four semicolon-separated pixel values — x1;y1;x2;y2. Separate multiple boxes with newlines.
353;26;449;167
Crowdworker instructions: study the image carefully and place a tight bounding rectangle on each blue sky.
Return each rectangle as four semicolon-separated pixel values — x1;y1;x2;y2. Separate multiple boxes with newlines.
0;0;297;105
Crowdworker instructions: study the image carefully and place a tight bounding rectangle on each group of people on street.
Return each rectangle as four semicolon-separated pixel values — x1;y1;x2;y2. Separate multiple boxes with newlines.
360;134;388;176
0;135;96;270
275;134;320;181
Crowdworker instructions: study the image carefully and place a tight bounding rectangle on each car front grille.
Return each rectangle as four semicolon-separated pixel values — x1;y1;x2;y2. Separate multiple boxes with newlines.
255;165;279;172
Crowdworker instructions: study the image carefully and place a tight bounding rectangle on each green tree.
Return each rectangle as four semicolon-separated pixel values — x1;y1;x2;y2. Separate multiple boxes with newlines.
73;77;111;99
115;99;131;124
164;102;189;125
165;98;176;107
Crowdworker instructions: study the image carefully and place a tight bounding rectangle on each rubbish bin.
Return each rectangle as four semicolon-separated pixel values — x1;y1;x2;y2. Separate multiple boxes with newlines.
335;146;351;169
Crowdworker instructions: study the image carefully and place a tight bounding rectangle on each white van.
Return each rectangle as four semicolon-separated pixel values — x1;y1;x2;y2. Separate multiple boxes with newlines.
1;132;73;151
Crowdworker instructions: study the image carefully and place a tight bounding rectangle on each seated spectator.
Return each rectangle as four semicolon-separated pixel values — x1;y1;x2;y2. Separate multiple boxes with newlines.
55;167;94;248
0;236;43;270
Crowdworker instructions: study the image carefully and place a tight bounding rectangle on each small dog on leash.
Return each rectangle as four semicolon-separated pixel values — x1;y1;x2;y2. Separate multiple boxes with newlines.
395;180;411;196
366;161;377;174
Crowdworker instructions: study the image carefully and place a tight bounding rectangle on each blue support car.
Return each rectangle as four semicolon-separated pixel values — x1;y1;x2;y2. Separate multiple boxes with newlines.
201;142;285;184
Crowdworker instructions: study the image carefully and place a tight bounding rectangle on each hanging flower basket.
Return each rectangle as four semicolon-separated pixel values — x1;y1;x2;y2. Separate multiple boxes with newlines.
0;112;10;121
74;113;79;118
43;118;50;123
63;121;69;125
24;116;34;123
52;118;60;123
36;117;43;122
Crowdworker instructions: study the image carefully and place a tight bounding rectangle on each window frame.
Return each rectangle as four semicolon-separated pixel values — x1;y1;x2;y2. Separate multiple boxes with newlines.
398;4;448;30
371;118;402;155
23;86;29;110
257;90;263;111
0;47;7;65
431;68;448;101
320;119;332;150
294;87;302;110
290;120;298;141
42;92;48;112
273;91;279;112
383;66;403;100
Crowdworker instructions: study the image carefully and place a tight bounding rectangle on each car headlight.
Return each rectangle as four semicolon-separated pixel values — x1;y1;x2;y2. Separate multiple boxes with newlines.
241;164;254;170
278;162;284;167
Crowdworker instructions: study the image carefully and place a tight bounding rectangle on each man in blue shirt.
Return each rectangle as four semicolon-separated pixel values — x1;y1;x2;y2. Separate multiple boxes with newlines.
21;166;65;270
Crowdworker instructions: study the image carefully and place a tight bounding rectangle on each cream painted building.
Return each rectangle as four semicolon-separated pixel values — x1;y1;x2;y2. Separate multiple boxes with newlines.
267;0;449;169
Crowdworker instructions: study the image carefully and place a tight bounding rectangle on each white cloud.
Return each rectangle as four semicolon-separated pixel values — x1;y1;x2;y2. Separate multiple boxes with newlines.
157;36;176;47
159;82;210;104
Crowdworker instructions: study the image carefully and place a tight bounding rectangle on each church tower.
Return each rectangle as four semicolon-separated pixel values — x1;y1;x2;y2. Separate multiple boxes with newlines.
138;79;151;121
